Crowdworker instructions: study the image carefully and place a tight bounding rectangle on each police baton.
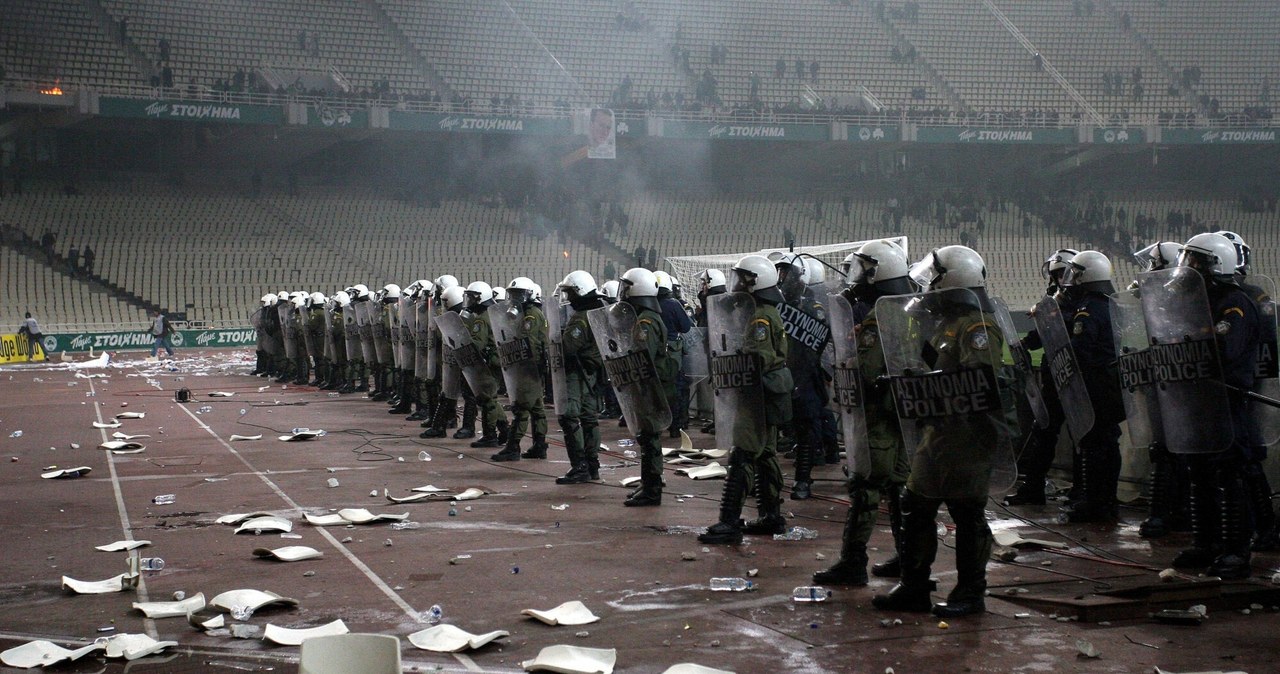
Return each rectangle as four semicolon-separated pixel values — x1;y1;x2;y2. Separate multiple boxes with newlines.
1221;382;1280;410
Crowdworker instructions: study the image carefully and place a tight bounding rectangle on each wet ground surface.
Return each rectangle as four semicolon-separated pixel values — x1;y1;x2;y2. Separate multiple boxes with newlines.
0;349;1278;673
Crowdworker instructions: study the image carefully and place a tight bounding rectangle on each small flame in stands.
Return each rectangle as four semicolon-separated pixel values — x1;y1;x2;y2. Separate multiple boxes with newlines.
40;86;64;95
562;250;570;258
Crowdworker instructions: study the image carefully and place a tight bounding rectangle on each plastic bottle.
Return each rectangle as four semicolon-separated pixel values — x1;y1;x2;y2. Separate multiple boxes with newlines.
291;427;309;434
139;557;165;571
230;606;254;621
709;577;754;592
773;526;819;541
424;604;443;624
418;451;432;461
792;586;832;602
152;494;176;505
9;431;22;438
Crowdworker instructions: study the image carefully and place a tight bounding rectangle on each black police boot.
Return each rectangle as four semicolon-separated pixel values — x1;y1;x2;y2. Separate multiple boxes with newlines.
407;382;430;421
933;503;991;619
586;454;601;481
420;397;454;438
1140;444;1177;538
699;452;749;543
1172;473;1220;568
250;350;265;376
791;442;813;501
369;366;389;401
496;419;510;444
556;441;590;484
872;490;936;613
293;356;310;386
872;582;934;613
1246;463;1279;551
743;460;787;535
1208;469;1253;580
1063;448;1117;523
385;370;402;406
872;486;905;578
813;505;869;586
625;457;664;507
522;433;548;459
453;402;477;439
491;436;521;462
471;422;501;448
1004;478;1047;506
354;362;369;392
389;373;412;414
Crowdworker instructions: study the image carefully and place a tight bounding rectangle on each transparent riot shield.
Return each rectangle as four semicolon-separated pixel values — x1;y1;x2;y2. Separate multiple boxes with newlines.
399;295;416;372
435;311;498;399
425;297;441;380
342;306;361;363
322;306;337;361
355;300;377;365
489;301;543;405
990;296;1049;430
828;293;871;479
707;292;767;454
876;288;1018;499
1137;268;1234;454
384;301;402;369
1110;288;1164;451
414;297;432;380
302;308;324;361
546;301;572;416
1248;274;1279;446
252;307;267;351
587;302;672;434
1032;296;1095;446
440;345;463;399
683;326;710;387
278;303;298;360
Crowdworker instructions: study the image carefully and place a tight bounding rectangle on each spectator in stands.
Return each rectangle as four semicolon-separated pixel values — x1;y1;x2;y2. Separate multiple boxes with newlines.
17;313;43;362
1120;12;1130;30
647;247;658;270
604;260;616;281
775;58;786;80
147;309;175;358
82;246;95;276
1133;82;1143;102
40;231;56;265
67;245;79;274
810;61;819;83
749;72;761;101
634;245;646;267
298;30;307;52
161;66;173;89
795;59;805;79
118;17;128;42
158;38;170;62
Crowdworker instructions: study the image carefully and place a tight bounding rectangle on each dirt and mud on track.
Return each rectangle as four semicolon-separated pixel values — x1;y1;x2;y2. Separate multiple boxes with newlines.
0;349;1277;673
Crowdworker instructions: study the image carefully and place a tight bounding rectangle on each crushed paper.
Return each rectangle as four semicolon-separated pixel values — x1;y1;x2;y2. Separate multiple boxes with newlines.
42;466;93;479
229;434;262;441
521;645;616;674
674;463;727;480
407;624;510;653
235;516;293;534
95;540;152;552
132;593;206;619
522;600;601;626
262;619;349;646
0;640;103;668
252;546;323;562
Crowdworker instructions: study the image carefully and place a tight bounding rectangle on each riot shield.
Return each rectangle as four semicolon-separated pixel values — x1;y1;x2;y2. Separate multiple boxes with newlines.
683;326;709;387
302;308;324;361
489;301;543;405
990;296;1049;430
355;300;377;365
398;295;416;371
435;311;498;399
876;288;1018;499
440;344;463;399
322;306;337;361
278;303;298;359
252;308;267;351
587;302;672;434
828;293;871;479
414;297;432;380
546;301;572;416
342;305;361;362
386;302;403;369
1137;268;1234;454
372;302;394;366
425;298;441;380
1249;275;1279;446
707;292;767;454
1110;289;1164;451
1032;296;1095;446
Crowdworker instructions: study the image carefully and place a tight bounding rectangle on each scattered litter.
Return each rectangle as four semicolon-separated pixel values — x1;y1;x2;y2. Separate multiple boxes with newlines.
279;429;326;442
369;490;378;497
235;517;293;535
42;466;92;479
326;478;340;488
139;557;164;571
424;604;443;624
229;624;263;640
69;443;80;449
216;512;277;525
262;619;348;646
383;539;393;547
1076;639;1101;659
92;422;121;429
390;521;421;530
62;572;139;594
792;586;832;602
173;591;185;600
1152;669;1247;674
661;666;735;674
115;412;145;420
418;451;432;461
1153;605;1208;625
552;504;570;511
747;569;758;577
188;610;225;631
449;555;471;564
773;526;819;541
522;645;616;674
674;463;727;480
408;624;509;653
252;546;323;562
522;600;600;626
681;552;697;561
619;476;641;487
209;589;299;620
98;441;145;452
0;640;103;668
95;540;151;552
1014;613;1032;619
208;391;236;397
132;593;206;619
7;430;21;438
152;494;176;505
258;386;270;392
708;578;753;592
575;631;590;638
229;434;262;442
304;509;409;526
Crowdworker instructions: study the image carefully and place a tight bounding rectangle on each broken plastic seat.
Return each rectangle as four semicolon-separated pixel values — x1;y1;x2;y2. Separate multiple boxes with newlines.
521;644;616;674
407;624;508;653
132;592;206;619
298;632;397;673
42;466;93;479
99;633;177;660
304;509;408;526
62;572;139;594
252;546;322;562
209;589;299;617
662;665;736;674
0;640;103;668
522;600;600;626
674;463;727;480
235;516;293;534
264;619;350;647
95;539;151;552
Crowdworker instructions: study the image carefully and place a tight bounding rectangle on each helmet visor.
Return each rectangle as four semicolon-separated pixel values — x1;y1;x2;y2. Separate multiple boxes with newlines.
729;268;756;293
908;251;942;290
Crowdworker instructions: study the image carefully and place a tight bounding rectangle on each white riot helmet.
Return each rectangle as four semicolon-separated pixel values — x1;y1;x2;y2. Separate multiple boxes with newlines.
290;294;307;309
261;293;278;307
531;283;544;306
1040;248;1079;283
774;253;808;303
332;291;351;307
698;268;727;294
806;261;826;287
465;281;494;308
619;268;659;298
653;270;674;296
1218;231;1251;275
730;254;780;293
492;286;507;302
308;291;326;308
559;270;599;304
351;284;369;296
601;279;620;302
910;245;987;291
1178;233;1240;282
847;239;912;296
381;283;401;303
441;285;466;312
434;275;459;290
1133;241;1182;272
1060;250;1113;288
507;276;537;306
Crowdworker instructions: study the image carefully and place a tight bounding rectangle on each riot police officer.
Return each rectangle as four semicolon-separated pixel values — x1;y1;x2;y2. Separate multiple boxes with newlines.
693;269;727;432
615;268;676;506
421;285;469;438
552;271;606;483
814;240;912;585
461;281;510;448
873;246;1009;618
774;253;830;500
491;277;550;461
655;271;693;438
252;293;278;376
700;255;792;543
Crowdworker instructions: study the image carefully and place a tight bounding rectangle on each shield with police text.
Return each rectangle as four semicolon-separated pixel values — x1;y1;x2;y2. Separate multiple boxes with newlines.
435;311;499;400
342;304;361;362
587;302;672;434
876;288;1017;500
355;299;377;365
1248;275;1279;446
990;296;1049;431
425;297;441;380
1110;289;1164;451
414;296;432;380
372;302;394;366
1032;296;1095;446
321;305;337;361
1138;268;1234;454
683;326;710;387
828;293;871;478
489;301;543;405
252;308;267;350
778;295;831;358
440;343;463;399
707;292;767;455
546;302;572;416
303;307;324;361
399;294;416;372
278;303;299;359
